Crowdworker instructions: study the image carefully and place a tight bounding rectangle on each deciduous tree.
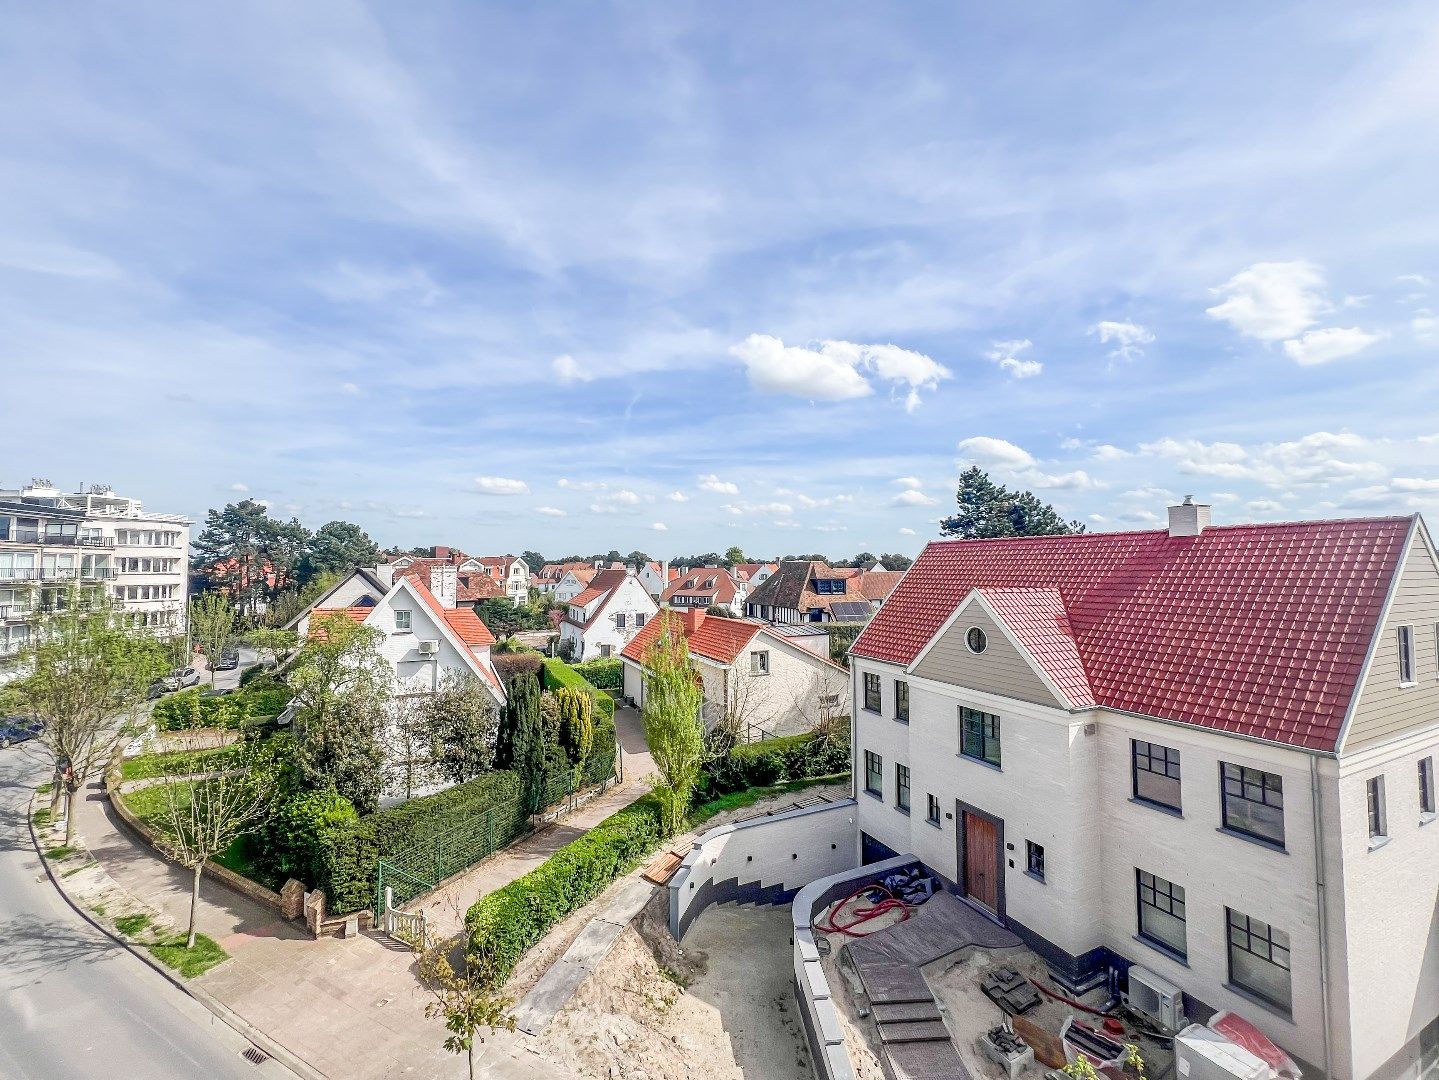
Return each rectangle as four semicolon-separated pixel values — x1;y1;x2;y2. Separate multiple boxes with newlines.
188;592;237;686
422;672;500;786
641;624;705;833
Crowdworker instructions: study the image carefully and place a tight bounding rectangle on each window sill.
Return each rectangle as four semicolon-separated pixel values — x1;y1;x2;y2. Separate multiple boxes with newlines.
1129;797;1183;818
926;817;943;830
1421;813;1437;827
1368;834;1392;852
1216;826;1287;854
894;716;909;725
957;753;1002;773
1134;935;1189;968
1221;982;1294;1024
1024;871;1046;885
864;789;884;802
862;707;882;716
895;806;910;816
1400;681;1417;689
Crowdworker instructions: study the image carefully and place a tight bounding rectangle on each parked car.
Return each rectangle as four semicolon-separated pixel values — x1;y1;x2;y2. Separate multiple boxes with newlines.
201;687;234;697
163;666;201;691
0;718;43;749
147;679;168;700
213;649;240;671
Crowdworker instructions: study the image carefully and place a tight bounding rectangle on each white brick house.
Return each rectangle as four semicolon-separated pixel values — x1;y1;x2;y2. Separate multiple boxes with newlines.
556;566;658;662
848;503;1439;1080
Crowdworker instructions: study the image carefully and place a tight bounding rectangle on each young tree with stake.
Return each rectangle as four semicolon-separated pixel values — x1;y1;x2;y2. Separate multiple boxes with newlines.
188;591;237;685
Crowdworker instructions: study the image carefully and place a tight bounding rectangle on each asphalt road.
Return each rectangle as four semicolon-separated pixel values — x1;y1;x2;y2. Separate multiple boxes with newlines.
0;740;293;1080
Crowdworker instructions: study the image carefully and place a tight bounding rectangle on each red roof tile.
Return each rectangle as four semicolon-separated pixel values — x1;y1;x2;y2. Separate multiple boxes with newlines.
620;611;763;666
853;518;1414;752
409;578;498;647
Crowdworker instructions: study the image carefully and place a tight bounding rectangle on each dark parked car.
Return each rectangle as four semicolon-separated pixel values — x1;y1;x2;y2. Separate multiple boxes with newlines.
0;718;43;749
213;649;240;671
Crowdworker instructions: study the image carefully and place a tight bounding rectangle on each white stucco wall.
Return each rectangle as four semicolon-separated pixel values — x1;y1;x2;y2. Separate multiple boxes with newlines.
567;575;658;661
702;638;851;738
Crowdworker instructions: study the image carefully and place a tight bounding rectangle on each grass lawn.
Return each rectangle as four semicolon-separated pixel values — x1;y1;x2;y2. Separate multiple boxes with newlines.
148;932;228;978
115;912;153;937
120;745;238;783
688;772;850;827
119;783;280;891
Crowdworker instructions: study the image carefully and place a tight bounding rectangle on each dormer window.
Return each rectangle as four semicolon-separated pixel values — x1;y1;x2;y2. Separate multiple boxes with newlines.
814;578;845;595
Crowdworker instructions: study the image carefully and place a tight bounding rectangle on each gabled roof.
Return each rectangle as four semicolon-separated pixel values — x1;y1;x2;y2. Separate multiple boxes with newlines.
973;587;1094;709
284;567;388;630
662;567;740;605
563;567;637;630
745;561;829;610
853;518;1415;752
620;611;763;666
393;559;506;602
745;560;901;614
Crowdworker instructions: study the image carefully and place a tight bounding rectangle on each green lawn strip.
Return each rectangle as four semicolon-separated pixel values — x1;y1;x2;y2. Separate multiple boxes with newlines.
115;912;152;937
118;782;278;891
120;744;239;783
45;844;77;860
687;772;850;828
147;933;228;978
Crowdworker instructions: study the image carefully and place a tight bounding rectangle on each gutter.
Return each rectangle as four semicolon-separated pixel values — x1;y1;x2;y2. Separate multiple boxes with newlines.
1309;755;1334;1080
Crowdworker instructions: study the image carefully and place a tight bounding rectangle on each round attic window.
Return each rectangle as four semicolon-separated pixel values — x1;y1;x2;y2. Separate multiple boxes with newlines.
966;626;988;654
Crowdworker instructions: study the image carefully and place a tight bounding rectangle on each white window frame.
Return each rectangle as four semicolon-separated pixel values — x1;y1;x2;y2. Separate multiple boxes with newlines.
1399;625;1416;685
750;650;770;676
394;609;412;631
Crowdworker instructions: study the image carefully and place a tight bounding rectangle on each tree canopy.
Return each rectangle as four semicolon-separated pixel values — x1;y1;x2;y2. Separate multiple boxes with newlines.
299;520;381;585
938;467;1086;540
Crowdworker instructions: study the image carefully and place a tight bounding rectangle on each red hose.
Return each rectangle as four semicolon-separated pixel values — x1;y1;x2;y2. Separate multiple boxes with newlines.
814;883;915;937
1028;977;1114;1017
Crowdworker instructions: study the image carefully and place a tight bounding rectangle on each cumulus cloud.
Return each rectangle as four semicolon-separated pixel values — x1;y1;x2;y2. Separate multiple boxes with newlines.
1091;320;1155;363
720;501;794;517
1282;327;1380;365
649;522;669;532
698;474;740;495
229;482;249;492
340;381;361;395
984;339;1043;379
814;524;848;533
1140;432;1383;489
588;489;642;513
1091;444;1131;462
1206;261;1324;341
557;478;607;491
891;489;938;507
535;506;567;517
898;527;917;536
893;477;923;490
552;354;594;384
666;490;689;503
474;476;529;496
957;436;1037;470
730;334;951;411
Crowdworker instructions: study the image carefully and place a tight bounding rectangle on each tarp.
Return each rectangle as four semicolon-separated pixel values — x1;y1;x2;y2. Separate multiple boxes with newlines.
1210;1010;1302;1080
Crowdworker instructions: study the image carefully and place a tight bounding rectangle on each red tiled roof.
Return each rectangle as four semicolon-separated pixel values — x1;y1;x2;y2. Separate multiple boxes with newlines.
853;518;1414;752
307;607;371;639
620;610;763;666
976;588;1094;708
662;568;740;605
410;578;498;647
855;570;904;601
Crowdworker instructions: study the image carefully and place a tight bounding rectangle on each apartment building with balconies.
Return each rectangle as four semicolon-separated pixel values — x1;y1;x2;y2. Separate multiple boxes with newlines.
0;481;192;661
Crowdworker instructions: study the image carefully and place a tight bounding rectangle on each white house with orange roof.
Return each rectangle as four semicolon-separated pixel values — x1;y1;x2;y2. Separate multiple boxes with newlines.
471;555;530;605
620;610;850;739
556;566;658;662
661;566;746;615
552;565;599;604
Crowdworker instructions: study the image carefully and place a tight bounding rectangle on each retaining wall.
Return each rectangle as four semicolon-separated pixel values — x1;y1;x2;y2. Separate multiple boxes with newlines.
667;798;857;940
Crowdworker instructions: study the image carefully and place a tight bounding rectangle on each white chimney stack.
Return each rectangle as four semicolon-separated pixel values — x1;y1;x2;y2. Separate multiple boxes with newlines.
1167;495;1211;538
429;564;458;608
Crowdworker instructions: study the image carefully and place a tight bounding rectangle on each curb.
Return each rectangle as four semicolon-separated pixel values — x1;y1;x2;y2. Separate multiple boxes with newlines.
28;788;327;1080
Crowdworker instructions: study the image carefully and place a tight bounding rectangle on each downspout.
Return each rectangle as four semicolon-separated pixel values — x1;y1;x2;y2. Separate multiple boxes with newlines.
1309;754;1334;1080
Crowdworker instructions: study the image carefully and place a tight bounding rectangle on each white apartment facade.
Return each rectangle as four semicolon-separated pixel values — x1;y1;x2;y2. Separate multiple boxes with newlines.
0;481;190;663
848;504;1439;1080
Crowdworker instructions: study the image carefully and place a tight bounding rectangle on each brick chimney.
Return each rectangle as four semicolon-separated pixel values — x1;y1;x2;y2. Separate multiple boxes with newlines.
434;545;451;560
429;564;458;608
680;609;706;636
1167;495;1212;538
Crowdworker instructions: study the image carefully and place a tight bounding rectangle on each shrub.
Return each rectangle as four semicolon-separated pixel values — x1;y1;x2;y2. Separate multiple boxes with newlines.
822;623;865;668
151;683;293;730
493;651;543;688
257;786;359;885
244;686;293;718
572;657;622;690
466;794;667;988
583;718;617;787
541;659;614;722
700;728;851;800
240;666;282;689
314;770;524;914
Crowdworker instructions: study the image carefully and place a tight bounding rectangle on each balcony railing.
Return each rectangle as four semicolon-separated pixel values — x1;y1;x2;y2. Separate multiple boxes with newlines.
0;532;116;548
0;604;28;620
0;566;115;582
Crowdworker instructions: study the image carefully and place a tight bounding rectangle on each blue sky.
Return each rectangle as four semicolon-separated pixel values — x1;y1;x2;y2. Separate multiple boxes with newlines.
3;2;1437;557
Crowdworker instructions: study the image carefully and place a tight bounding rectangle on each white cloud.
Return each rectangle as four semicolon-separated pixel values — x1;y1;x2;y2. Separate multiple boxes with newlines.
557;478;607;491
958;436;1037;470
730;334;951;410
1091;320;1155;363
1091;444;1131;462
229;482;249;492
814;524;847;533
720;501;794;517
535;506;567;517
588;489;642;513
649;522;669;532
898;527;917;536
1281;327;1380;365
984;339;1043;379
473;476;529;496
1413;316;1437;341
666;490;689;503
553;354;594;384
1392;477;1439;492
1246;499;1284;513
698;473;740;495
1140;432;1383;489
340;381;361;395
891;489;938;507
1206;261;1324;341
893;476;923;490
1398;274;1430;286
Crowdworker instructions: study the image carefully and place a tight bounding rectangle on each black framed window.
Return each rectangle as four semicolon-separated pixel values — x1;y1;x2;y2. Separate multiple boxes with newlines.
864;750;883;796
1136;869;1187;959
896;764;910;812
1227;909;1291;1012
863;672;881;713
895;680;910;722
1221;763;1285;847
1026;841;1045;881
1132;740;1182;811
1422;758;1435;816
926;793;941;826
960;707;1001;767
1399;625;1417;684
1367;776;1387;838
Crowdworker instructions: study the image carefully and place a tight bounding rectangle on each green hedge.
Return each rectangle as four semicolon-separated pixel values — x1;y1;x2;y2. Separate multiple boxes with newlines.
152;684;294;731
700;728;851;799
313;770;524;915
541;659;615;721
466;794;667;988
572;657;622;690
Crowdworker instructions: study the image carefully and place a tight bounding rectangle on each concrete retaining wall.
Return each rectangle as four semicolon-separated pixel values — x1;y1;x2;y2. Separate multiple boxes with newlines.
668;799;858;940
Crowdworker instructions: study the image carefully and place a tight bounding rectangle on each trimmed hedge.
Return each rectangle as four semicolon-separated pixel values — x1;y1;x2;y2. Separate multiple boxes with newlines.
315;770;525;914
466;793;667;988
700;728;851;799
572;656;622;690
542;659;615;722
152;684;293;731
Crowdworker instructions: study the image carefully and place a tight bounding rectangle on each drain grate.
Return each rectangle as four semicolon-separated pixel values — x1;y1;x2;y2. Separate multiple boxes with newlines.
242;1046;270;1065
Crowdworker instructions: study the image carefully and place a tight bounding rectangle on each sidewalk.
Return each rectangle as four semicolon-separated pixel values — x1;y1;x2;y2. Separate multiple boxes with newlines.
67;710;656;1080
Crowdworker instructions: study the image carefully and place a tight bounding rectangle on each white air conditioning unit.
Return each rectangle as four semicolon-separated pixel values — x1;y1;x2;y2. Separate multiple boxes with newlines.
416;639;439;655
1126;965;1184;1031
1174;1025;1270;1080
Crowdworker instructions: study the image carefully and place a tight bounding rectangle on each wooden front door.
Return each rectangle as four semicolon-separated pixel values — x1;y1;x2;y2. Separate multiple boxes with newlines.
962;810;1000;914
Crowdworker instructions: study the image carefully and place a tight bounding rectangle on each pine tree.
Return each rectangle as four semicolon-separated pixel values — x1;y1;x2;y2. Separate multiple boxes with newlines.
939;466;1086;539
